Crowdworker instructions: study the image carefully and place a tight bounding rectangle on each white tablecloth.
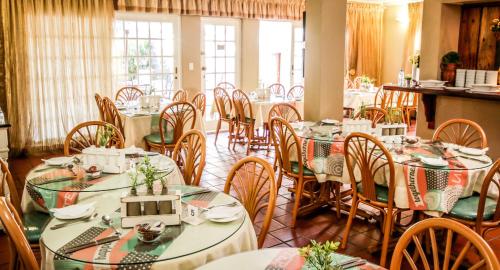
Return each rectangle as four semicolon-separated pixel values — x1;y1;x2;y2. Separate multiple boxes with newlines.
120;109;206;148
343;89;377;110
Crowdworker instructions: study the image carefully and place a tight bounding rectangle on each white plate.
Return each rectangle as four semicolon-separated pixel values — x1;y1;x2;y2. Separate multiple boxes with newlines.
53;206;95;220
470;84;498;92
321;119;339;125
42;156;74;166
445;87;469;91
420;157;448;167
208;211;244;223
458;147;485;156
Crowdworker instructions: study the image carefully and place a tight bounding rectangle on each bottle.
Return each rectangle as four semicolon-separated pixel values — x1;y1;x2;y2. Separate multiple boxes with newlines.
398;68;405;87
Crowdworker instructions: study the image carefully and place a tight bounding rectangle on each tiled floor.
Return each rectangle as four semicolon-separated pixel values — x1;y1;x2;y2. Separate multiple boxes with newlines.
1;131;499;269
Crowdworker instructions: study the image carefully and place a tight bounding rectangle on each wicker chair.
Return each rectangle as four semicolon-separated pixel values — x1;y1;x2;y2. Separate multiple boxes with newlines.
102;97;125;138
172;130;206;186
64;121;124;156
191;93;206;117
287;85;304;100
268;83;286;97
94;93;106;121
172;89;187;102
214;87;235;148
216;82;236;91
353;107;388;128
115;86;143;104
432;118;488;149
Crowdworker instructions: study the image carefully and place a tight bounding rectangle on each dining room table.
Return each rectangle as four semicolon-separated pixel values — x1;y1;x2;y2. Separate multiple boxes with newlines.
343;88;377;112
38;186;257;270
118;99;206;148
289;120;495;216
197;247;386;270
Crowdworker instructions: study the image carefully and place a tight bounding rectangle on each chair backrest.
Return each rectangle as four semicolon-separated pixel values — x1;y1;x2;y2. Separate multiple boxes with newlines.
353;107;388;128
475;159;500;230
102;97;125;137
64;121;124;156
224;157;276;248
232;89;253;124
214;87;232;120
390;218;500;270
399;92;419;108
344;132;396;208
432;118;487;149
158;102;196;147
269;117;302;175
173;89;187;102
172;130;206;186
287;85;304;100
268;83;285;97
374;88;398;110
191;93;206;117
0;197;39;270
0;159;21;215
94;93;106;121
216;82;236;91
115;86;143;104
268;103;302;124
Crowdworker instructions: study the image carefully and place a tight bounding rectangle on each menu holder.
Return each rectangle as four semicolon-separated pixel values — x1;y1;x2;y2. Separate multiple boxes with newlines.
120;191;182;228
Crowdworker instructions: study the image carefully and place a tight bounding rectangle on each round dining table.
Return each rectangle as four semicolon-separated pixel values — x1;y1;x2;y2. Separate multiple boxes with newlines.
197;248;385;270
289;121;494;215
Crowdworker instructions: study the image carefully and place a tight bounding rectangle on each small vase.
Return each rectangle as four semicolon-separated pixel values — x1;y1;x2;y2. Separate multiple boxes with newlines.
126;188;142;216
412;65;420;82
396;127;405;135
382;128;390;136
389;128;397;136
158;186;173;215
143;188;158;215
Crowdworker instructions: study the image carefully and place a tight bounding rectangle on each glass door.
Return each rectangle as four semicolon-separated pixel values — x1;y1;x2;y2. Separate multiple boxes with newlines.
291;23;305;86
201;18;240;129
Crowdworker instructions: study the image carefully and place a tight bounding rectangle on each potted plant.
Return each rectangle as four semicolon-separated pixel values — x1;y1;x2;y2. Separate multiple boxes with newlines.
299;240;343;270
158;178;172;214
127;167;142;216
441;51;460;86
409;53;420;82
138;156;159;215
404;74;412;87
491;18;500;40
358;103;367;119
98;124;115;147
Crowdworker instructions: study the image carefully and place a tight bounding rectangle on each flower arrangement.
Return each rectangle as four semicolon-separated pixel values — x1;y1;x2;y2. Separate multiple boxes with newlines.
299;240;342;270
409;54;420;68
360;76;373;84
491;18;500;32
98;124;115;147
138;155;156;191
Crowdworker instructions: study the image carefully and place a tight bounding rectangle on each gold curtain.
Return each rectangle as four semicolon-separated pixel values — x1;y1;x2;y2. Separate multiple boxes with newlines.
1;0;114;153
345;3;384;84
403;2;423;72
114;0;305;20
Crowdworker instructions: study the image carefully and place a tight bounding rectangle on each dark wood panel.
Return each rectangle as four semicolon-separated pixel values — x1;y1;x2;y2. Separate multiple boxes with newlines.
477;6;500;69
458;7;482;69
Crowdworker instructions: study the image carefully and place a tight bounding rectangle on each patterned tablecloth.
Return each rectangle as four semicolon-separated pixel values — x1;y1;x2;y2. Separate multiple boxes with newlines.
120;108;206;148
21;155;184;213
289;124;494;214
39;187;257;270
198;248;385;270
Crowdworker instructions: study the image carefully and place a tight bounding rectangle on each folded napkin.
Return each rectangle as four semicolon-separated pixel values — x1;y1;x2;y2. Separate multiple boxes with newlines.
50;203;95;218
205;205;243;219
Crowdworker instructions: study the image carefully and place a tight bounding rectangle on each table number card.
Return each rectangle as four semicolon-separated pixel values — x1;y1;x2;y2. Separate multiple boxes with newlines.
182;204;205;226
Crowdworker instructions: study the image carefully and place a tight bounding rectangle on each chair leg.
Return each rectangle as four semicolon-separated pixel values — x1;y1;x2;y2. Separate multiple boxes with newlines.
379;210;394;268
277;171;283;191
227;121;233;149
246;125;253;155
233;124;240;151
334;182;341;219
214;119;221;144
291;176;305;228
341;197;359;249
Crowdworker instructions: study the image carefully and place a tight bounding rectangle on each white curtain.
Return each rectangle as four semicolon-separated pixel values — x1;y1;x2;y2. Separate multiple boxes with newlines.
2;0;114;152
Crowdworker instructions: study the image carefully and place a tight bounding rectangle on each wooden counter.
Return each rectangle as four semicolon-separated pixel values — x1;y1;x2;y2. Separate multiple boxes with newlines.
382;85;500;128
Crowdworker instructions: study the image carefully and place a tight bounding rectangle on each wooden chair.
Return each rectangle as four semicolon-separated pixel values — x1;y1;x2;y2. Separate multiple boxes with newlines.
94;93;106;121
232;89;263;155
432;118;487;149
115;86;143;104
191;93;206;117
268;83;286;97
214;87;235;148
0;158;49;261
399;92;419;125
172;130;206;186
374;88;398;110
217;82;236;91
102;97;125;138
287;85;304;100
224;157;276;248
268;103;302;124
172;89;187;102
353;107;388;128
270;117;333;227
144;102;196;155
446;159;500;237
64;121;124;156
390;218;500;270
0;197;40;270
341;132;401;267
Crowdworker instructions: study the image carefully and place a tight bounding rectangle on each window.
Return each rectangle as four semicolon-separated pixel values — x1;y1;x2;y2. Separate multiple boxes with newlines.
292;25;305;86
201;18;240;121
259;21;292;89
113;14;180;98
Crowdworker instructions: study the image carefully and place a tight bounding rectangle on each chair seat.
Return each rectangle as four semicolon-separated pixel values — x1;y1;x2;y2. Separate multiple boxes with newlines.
290;161;315;176
144;132;173;145
356;183;389;203
449;195;497;221
23;211;50;243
